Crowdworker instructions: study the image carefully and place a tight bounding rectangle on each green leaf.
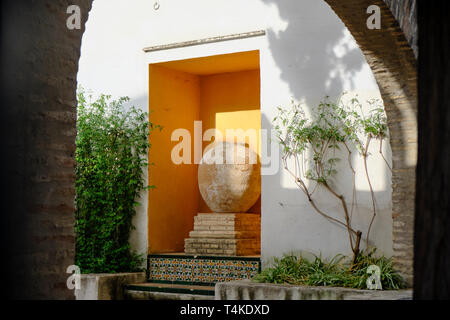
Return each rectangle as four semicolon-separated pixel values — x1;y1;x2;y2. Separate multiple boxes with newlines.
74;87;155;273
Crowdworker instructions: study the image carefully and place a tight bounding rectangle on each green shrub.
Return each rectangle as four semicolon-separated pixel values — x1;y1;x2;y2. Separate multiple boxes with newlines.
75;88;160;273
252;250;405;290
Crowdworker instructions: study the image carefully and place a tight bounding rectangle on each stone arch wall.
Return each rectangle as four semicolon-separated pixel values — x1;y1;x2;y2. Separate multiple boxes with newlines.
3;0;416;299
383;0;418;58
3;0;92;300
324;0;417;285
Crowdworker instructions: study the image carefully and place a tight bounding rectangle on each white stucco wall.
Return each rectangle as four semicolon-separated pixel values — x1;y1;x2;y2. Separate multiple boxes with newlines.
77;0;393;266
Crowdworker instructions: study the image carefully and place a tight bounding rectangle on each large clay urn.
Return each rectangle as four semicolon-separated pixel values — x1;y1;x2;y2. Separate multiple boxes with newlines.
198;141;261;213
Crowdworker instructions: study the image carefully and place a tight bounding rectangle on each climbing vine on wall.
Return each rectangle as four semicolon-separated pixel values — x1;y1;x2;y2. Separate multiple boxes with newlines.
75;88;160;273
273;93;389;265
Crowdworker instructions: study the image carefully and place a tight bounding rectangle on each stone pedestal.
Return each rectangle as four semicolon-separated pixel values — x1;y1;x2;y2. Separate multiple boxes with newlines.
184;213;260;256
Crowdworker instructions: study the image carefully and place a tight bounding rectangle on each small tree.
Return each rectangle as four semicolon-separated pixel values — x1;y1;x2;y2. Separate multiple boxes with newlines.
75;88;160;273
273;93;389;265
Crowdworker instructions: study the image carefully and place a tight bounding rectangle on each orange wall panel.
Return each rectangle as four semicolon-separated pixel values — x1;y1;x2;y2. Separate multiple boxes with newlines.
148;65;200;253
148;58;261;253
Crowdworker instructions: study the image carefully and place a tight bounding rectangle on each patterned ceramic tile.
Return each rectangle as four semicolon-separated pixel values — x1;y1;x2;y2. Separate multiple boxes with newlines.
148;255;260;284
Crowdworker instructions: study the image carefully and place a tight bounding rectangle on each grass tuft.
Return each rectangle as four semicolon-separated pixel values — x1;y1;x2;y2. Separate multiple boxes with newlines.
252;249;406;290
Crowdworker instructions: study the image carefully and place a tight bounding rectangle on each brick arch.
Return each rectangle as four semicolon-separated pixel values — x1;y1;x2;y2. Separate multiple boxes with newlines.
323;0;417;285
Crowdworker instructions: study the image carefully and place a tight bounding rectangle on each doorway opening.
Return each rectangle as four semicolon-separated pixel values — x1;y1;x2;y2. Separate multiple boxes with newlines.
147;50;262;255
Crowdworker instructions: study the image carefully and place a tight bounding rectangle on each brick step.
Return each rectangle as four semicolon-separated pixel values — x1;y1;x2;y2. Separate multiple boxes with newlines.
184;247;260;256
188;230;260;239
195;212;259;217
124;282;215;300
184;238;260;246
193;224;260;231
195;213;260;222
185;238;260;256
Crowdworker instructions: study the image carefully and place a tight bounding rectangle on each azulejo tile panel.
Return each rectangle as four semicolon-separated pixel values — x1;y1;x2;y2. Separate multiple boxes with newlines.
148;255;261;283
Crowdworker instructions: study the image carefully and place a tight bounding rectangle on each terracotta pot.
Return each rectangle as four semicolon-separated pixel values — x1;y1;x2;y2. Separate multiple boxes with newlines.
198;142;261;213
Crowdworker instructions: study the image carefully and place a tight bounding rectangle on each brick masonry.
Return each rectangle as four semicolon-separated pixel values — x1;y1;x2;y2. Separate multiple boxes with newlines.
324;0;417;286
185;213;261;256
383;0;417;58
2;0;416;298
2;0;92;299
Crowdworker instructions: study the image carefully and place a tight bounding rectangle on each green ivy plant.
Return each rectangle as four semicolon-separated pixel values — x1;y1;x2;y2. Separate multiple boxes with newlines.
273;93;389;265
75;88;160;273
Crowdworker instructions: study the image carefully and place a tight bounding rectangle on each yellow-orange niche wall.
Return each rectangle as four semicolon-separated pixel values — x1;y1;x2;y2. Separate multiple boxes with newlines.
148;51;261;253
